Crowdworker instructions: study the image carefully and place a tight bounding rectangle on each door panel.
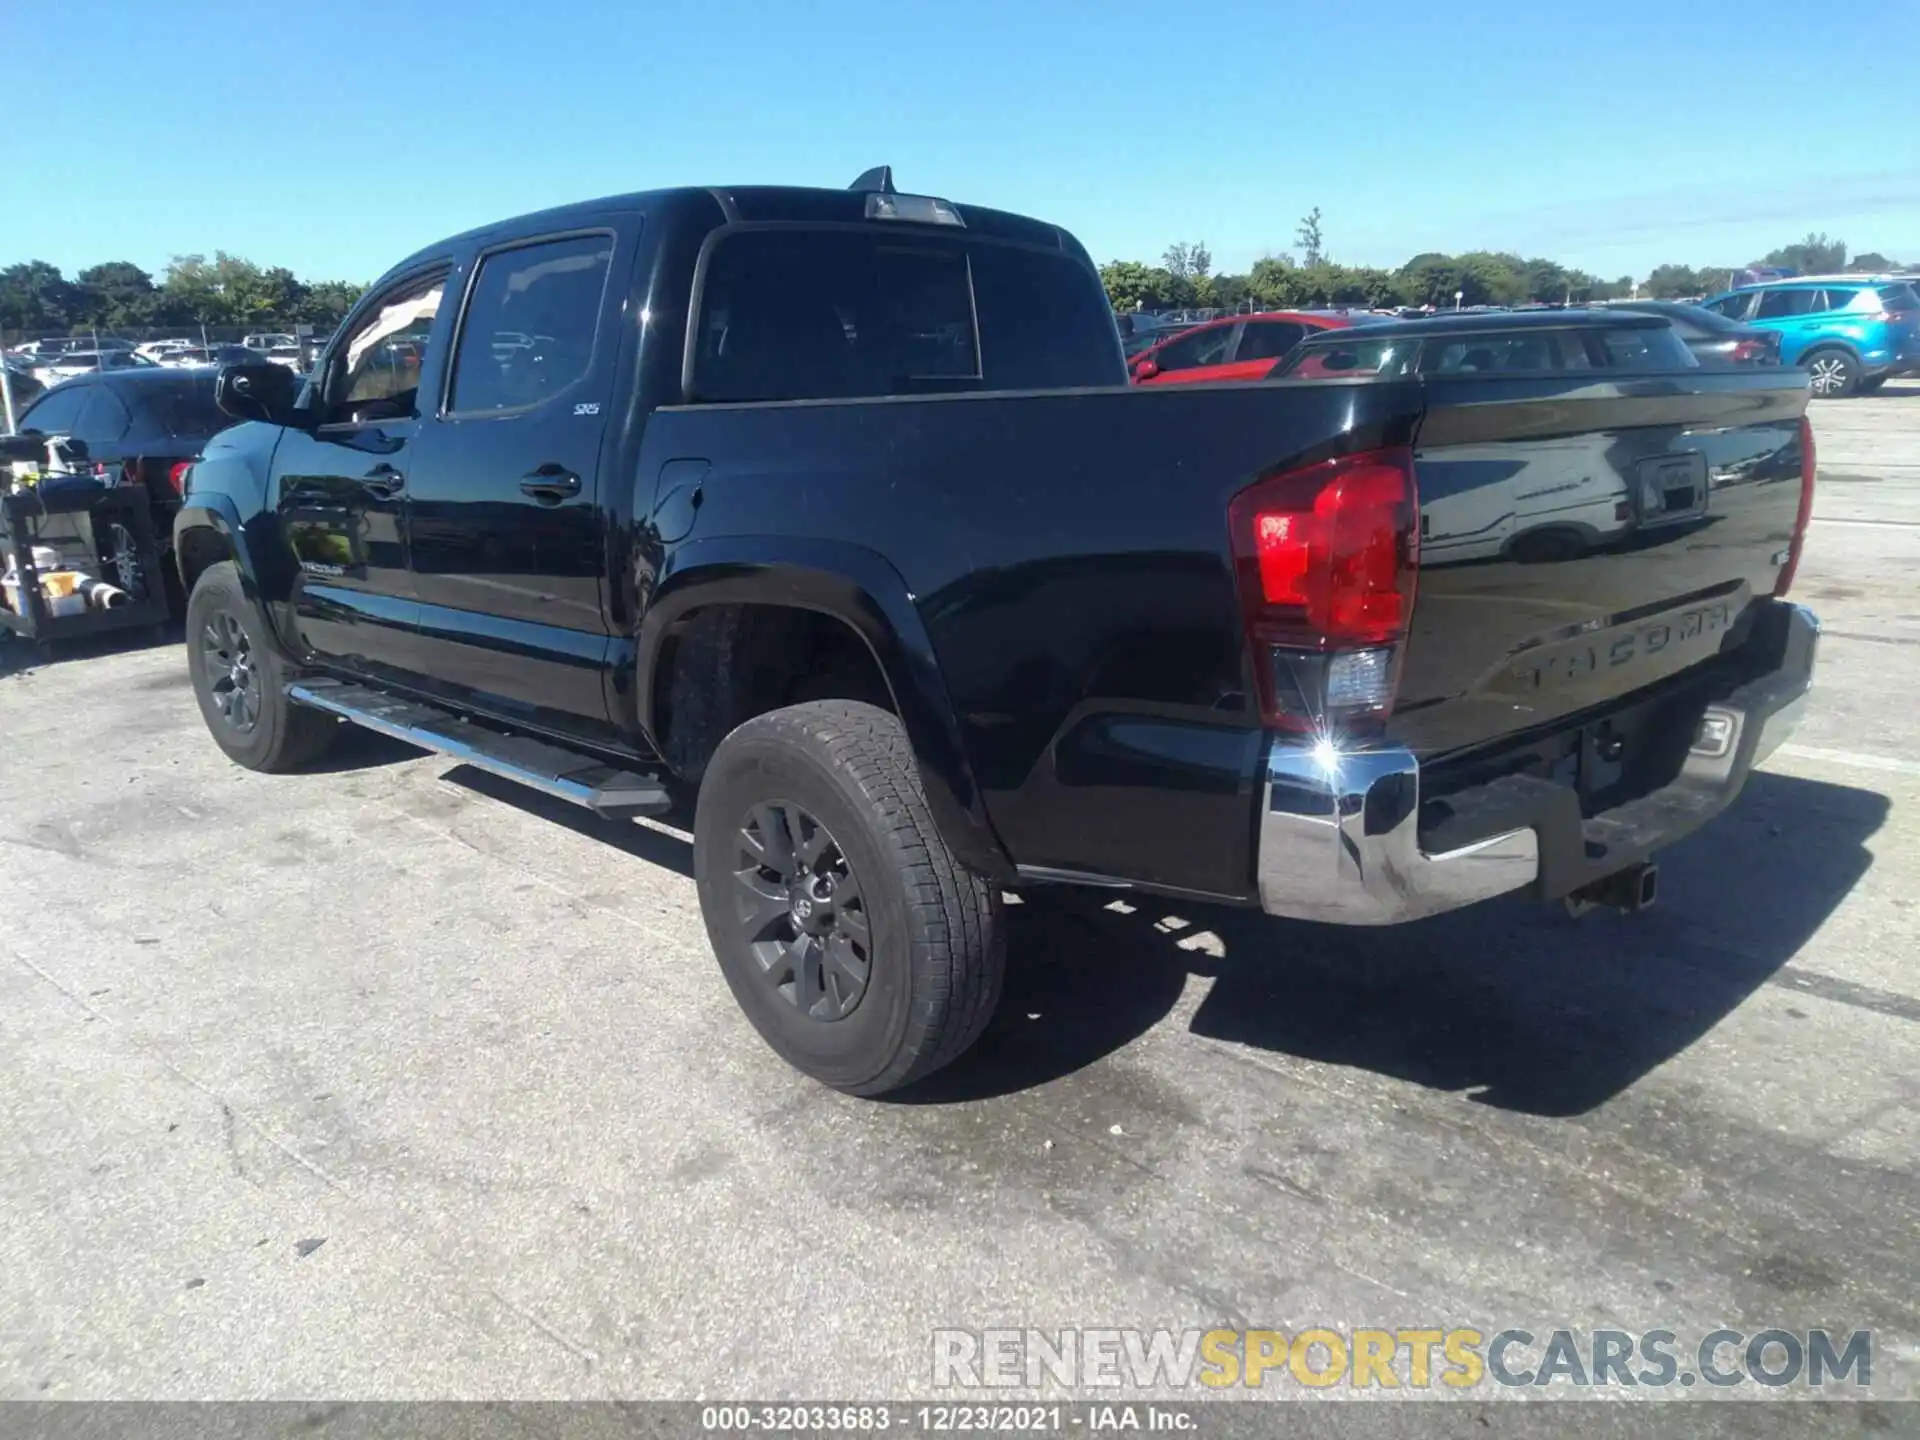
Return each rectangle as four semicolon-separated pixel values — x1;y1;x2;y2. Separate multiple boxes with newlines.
274;421;421;680
273;268;451;683
403;229;625;733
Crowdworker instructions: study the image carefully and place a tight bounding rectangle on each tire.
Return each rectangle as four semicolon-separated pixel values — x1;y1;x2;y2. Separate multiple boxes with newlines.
184;561;337;771
1856;376;1888;395
1804;348;1860;398
693;699;1004;1095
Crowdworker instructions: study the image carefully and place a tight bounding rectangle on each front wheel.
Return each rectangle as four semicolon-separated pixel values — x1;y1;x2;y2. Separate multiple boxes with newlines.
185;561;337;771
693;700;1005;1095
1804;349;1861;398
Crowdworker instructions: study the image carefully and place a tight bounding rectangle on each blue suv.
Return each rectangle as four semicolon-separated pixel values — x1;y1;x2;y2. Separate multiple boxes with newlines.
1700;277;1920;396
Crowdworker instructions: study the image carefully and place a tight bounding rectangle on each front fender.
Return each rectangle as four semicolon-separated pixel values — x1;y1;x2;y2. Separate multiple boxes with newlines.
633;535;1012;882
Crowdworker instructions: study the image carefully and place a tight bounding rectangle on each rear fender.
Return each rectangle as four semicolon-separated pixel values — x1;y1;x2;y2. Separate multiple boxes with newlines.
632;536;1012;881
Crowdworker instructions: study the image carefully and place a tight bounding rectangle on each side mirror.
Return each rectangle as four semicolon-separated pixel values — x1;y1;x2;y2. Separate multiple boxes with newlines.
216;361;306;427
1132;359;1159;381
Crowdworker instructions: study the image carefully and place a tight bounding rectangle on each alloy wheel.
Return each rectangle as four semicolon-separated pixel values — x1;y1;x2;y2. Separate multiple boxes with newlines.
107;521;146;597
732;801;872;1021
1807;355;1851;397
199;610;261;733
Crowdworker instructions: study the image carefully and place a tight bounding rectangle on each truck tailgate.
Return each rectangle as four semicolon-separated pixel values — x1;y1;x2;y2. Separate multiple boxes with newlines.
1391;370;1812;759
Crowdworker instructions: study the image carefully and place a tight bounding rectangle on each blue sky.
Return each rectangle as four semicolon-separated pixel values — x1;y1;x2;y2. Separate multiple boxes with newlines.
8;0;1918;283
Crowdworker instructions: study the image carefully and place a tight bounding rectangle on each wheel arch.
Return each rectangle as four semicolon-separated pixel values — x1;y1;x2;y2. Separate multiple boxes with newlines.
636;537;1012;882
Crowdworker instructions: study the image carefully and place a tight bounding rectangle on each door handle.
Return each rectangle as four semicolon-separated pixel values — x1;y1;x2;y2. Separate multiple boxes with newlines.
360;462;405;498
520;464;582;504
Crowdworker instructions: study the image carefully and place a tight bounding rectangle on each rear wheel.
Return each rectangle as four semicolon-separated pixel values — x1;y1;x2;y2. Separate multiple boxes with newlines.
1804;349;1861;398
693;700;1004;1095
185;561;337;771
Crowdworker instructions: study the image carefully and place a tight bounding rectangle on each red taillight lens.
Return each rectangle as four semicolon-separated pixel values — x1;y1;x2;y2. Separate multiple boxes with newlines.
167;460;191;497
1774;417;1816;597
1229;446;1418;731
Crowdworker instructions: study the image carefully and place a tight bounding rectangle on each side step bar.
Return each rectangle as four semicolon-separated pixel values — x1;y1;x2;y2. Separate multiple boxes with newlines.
287;679;672;819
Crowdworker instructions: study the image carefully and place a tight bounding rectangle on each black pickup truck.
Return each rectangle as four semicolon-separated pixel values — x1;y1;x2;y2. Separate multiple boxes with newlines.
175;171;1818;1095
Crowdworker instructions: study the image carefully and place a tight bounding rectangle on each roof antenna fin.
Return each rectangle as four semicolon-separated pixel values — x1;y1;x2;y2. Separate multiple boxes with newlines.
849;166;895;194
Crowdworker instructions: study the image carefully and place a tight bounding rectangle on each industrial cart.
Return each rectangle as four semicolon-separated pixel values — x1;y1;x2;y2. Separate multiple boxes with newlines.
0;482;172;649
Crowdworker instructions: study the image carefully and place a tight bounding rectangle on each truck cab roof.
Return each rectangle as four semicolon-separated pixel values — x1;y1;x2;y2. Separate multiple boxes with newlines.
375;183;1094;289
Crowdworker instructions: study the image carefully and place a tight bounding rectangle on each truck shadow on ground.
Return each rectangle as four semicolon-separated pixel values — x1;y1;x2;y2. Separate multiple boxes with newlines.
440;765;696;875
903;770;1889;1116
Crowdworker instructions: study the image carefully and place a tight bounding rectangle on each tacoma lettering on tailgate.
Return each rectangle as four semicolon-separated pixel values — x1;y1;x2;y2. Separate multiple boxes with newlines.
1505;603;1731;692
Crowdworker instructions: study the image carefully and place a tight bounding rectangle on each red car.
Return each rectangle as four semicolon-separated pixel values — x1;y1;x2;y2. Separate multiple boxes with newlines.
1129;311;1356;385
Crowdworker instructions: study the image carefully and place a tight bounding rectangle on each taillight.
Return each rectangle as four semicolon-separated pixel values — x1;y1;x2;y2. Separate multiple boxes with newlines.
1228;446;1418;733
1774;416;1816;597
167;460;191;497
1730;338;1767;364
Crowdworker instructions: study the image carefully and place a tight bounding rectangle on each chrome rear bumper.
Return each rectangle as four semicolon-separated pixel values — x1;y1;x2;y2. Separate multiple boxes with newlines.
1255;603;1819;925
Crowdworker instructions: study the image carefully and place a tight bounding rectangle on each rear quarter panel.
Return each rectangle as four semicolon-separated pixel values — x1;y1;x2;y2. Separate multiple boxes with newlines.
637;380;1421;898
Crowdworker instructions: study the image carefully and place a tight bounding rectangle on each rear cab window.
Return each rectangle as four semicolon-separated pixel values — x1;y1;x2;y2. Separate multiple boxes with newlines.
689;227;1117;402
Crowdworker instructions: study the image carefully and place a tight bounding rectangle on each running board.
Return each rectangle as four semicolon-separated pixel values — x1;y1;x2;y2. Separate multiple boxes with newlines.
287;679;672;819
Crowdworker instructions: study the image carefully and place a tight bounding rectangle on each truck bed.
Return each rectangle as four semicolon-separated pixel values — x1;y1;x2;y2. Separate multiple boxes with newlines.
636;365;1811;901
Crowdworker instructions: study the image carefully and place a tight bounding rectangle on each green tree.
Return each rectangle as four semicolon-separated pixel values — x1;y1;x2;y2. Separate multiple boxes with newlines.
75;261;159;328
1294;207;1326;267
1849;252;1899;273
1247;254;1302;309
0;261;82;332
1762;232;1846;275
1160;242;1211;282
1099;260;1153;311
1644;264;1703;299
297;280;365;325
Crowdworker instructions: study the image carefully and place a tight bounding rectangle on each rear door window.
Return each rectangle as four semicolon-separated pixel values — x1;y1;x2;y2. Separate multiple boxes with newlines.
1754;289;1818;319
1274;337;1413;380
1151;323;1237;372
1425;333;1563;374
1812;288;1862;314
1234;320;1307;363
1574;326;1700;370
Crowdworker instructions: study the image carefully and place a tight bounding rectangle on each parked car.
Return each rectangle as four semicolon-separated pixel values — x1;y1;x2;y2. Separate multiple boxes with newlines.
31;348;152;388
1700;278;1920;396
1129;310;1353;384
1594;300;1779;366
134;338;198;363
242;332;298;352
157;344;258;369
1121;327;1181;359
264;345;306;372
176;174;1816;1096
12;367;239;608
